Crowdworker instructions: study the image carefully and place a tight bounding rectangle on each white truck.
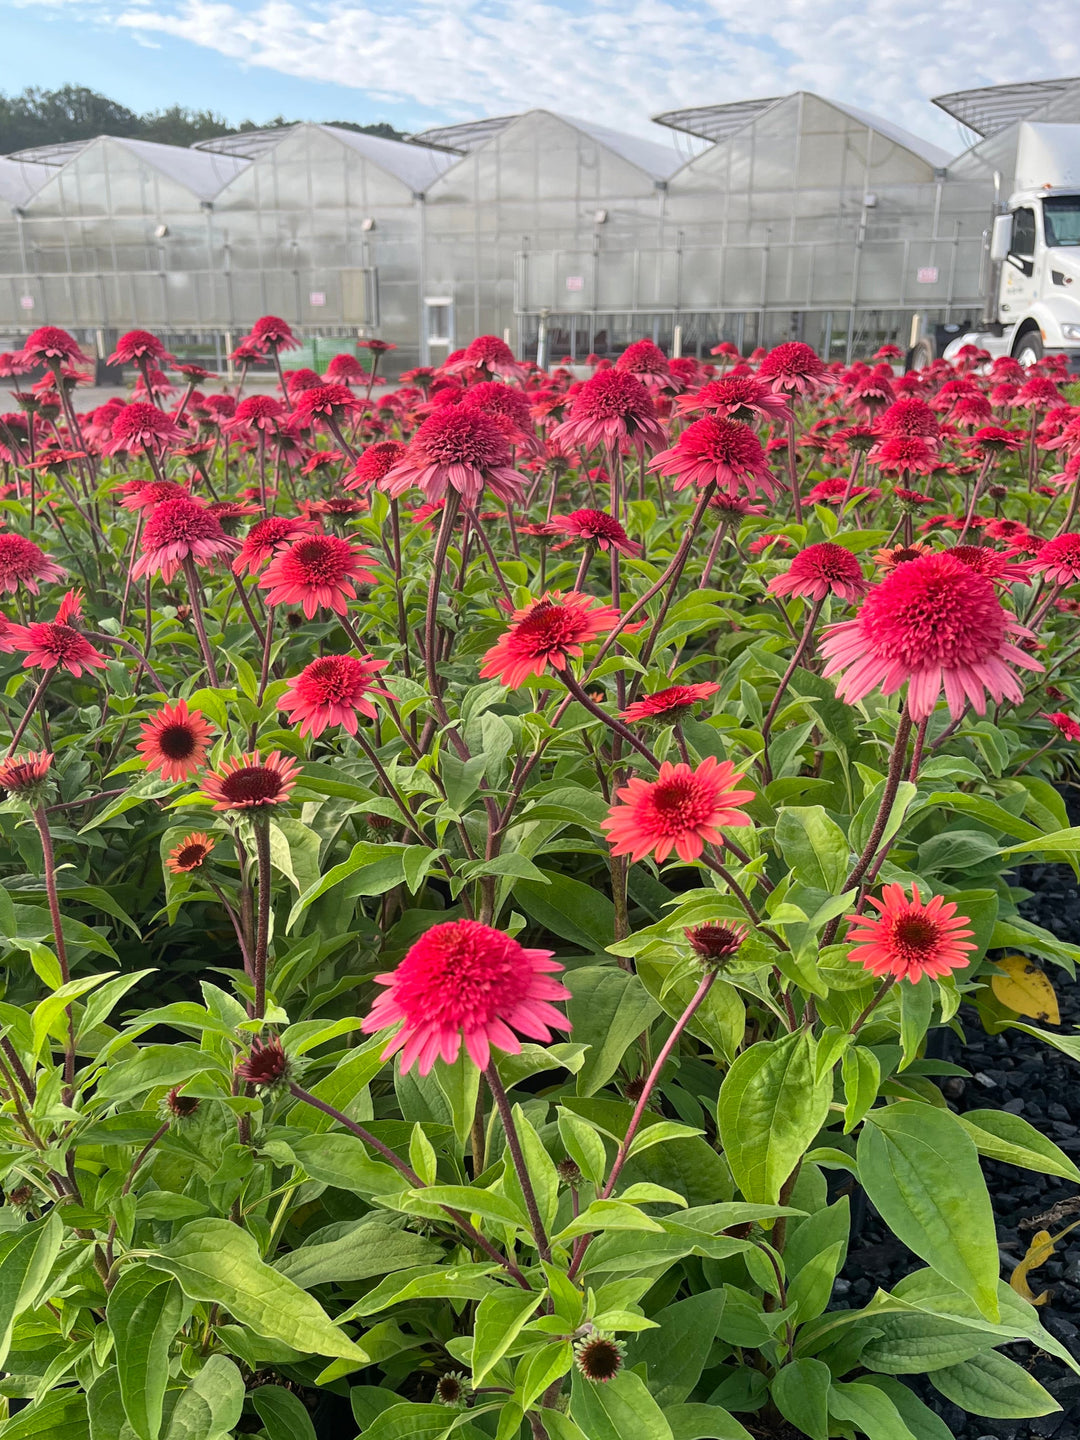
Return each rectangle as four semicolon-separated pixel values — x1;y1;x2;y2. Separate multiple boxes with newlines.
938;122;1080;369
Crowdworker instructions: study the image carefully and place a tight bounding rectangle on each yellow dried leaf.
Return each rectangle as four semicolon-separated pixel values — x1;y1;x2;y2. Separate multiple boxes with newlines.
990;954;1061;1025
1010;1229;1054;1306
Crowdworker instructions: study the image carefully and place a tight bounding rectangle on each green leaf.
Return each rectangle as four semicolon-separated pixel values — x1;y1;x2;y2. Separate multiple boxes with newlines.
626;1290;726;1407
273;1222;442;1288
146;1219;368;1360
788;1241;844;1324
772;1358;831;1440
514;1341;574;1411
285;1133;401;1197
161;1356;245;1440
842;1047;881;1134
431;1050;481;1148
566;966;661;1096
0;1213;61;1369
829;1380;918;1440
250;1386;318;1440
859;1310;999;1374
471;1289;543;1385
340;1264;503;1320
107;1266;186;1440
403;1183;530;1232
717;1032;831;1204
515;872;616;952
570;1370;674;1440
666;1405;752;1440
858;1104;1000;1321
929;1350;1061;1418
32;970;117;1060
775;807;849;892
956;1108;1080;1182
0;1392;89;1439
557;1109;607;1186
859;1378;954;1440
502;1105;559;1233
899;981;933;1071
287;842;406;930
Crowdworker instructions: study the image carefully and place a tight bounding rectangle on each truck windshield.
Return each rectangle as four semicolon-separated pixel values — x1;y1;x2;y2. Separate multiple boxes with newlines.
1043;196;1080;247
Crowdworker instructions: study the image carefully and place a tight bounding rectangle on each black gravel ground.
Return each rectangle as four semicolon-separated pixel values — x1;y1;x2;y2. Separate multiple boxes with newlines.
839;854;1080;1440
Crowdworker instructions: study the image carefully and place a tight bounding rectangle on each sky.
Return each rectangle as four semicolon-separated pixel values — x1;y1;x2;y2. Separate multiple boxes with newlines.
3;0;1080;155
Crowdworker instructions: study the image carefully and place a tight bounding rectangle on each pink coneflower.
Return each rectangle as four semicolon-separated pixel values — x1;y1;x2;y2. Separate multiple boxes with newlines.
11;607;106;677
106;330;174;367
685;921;748;967
748;533;794;555
602;756;754;864
757;341;826;396
0;534;65;595
133;497;238;582
1031;533;1080;586
847;365;896;416
382;407;523;506
620;682;720;723
344;441;407;493
235;1036;289;1086
202;751;300;810
614;339;670;390
877;398;939;439
207;500;261;525
983;519;1033;548
479;592;621;688
893;486;935;508
550;370;666;454
944;545;1032;587
805;478;881;506
845;884;975;982
259;534;377;618
949;393;994;427
233;516;320;576
1041;710;1080;741
820;551;1042;720
970;426;1025;455
0;750;53;803
118;479;190;513
19;327;85;366
137;699;214;782
284;369;325;401
462;382;543;455
768;543;869;604
648;416;778;499
106;403;184;454
324;353;368;383
227;395;284;434
868;434;938;475
1013;376;1064;412
166;830;216;874
548;509;641;557
361;918;570;1074
295;384;360;424
279;654;391;737
444;334;529;383
249;315;299;353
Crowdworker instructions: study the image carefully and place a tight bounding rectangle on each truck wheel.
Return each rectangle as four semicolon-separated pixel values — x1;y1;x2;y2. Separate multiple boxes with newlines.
905;337;935;371
1013;330;1044;366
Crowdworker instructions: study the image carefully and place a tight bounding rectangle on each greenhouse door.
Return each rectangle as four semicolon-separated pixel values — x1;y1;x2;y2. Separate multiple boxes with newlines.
424;297;454;363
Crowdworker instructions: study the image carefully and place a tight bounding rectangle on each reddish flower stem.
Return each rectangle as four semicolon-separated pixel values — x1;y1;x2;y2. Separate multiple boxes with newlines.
758;598;824;785
252;815;272;1019
31;805;75;1099
485;1062;551;1262
6;671;52;758
181;555;221;689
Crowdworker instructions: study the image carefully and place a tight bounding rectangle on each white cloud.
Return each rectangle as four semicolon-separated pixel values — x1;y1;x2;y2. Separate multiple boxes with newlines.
104;0;1080;153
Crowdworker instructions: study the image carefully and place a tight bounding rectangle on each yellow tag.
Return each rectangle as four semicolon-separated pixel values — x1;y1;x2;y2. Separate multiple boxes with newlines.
990;955;1061;1025
1010;1229;1054;1305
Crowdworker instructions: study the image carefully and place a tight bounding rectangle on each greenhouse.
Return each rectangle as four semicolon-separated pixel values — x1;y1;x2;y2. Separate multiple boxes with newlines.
3;78;1080;365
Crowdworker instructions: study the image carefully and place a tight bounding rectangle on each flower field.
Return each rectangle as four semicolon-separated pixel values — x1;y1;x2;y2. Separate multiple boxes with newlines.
0;321;1078;1438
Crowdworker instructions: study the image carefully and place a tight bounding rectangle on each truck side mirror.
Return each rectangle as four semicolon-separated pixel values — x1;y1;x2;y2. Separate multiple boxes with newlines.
990;214;1012;263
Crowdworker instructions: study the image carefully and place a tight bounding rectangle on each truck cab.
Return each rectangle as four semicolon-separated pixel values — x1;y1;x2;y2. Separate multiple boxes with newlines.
942;188;1080;369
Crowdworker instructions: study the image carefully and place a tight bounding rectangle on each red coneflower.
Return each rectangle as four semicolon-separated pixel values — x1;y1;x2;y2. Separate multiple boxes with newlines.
867;434;939;476
279;654;391;737
137;699;214;782
768;542;869;604
620;682;720;723
479;591;620;688
601;756;754;864
19;327;85;366
202;751;301;811
548;509;641;556
820;551;1041;720
845;884;975;982
324;353;368;383
805;477;880;506
258;534;377;618
344;441;407;492
685;921;748;967
0;750;52;803
166;830;216;874
893;486;935;508
443;334;529;383
233;516;321;576
876;398;940;439
550;371;666;454
1031;533;1080;586
757;341;826;396
106;403;184;454
118;479;191;513
133;497;239;582
227;395;284;434
361;918;571;1074
462;381;544;455
0;534;65;594
748;533;794;554
1041;710;1080;741
970;425;1025;454
106;330;174;366
235;1035;290;1086
382;407;524;505
1013;376;1064;412
948;544;1033;586
295;384;360;424
649;416;778;498
614;338;669;390
677;373;789;424
249;315;299;353
11;592;106;676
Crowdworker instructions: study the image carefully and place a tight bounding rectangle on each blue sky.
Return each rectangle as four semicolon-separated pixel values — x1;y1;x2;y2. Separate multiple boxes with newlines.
3;0;1078;151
